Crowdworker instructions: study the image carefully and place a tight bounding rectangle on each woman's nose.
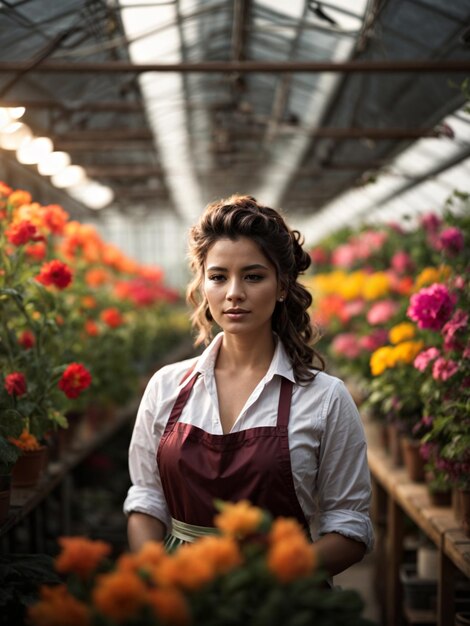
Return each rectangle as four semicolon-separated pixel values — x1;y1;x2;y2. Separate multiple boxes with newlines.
226;278;245;301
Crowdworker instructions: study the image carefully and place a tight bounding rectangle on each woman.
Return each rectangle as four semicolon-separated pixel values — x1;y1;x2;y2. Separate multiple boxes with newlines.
124;194;373;577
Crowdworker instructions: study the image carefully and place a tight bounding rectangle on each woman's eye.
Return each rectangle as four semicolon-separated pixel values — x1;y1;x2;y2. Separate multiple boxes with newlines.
208;274;225;282
245;274;263;281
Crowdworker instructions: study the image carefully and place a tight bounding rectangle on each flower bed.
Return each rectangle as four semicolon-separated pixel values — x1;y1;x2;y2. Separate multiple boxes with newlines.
0;182;191;477
307;192;470;496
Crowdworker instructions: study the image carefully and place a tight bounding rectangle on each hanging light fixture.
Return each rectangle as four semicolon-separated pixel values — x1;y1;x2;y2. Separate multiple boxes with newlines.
0;106;25;130
17;136;54;165
0;122;32;150
37;151;71;176
69;181;114;209
51;164;86;188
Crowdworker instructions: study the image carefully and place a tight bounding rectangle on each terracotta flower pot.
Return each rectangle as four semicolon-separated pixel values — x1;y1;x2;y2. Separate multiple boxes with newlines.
387;423;403;467
459;489;470;538
401;438;425;482
11;446;48;488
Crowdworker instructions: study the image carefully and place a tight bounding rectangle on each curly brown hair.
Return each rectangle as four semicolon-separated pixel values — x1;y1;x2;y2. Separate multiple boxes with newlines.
186;194;324;382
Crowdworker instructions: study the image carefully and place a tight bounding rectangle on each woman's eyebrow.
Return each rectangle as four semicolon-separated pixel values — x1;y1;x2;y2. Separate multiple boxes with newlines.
206;263;269;272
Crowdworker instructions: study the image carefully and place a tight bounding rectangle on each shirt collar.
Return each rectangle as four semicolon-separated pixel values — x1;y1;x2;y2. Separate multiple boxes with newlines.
194;332;296;384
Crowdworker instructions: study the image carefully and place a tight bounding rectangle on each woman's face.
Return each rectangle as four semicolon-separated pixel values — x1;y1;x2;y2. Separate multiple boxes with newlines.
203;237;284;339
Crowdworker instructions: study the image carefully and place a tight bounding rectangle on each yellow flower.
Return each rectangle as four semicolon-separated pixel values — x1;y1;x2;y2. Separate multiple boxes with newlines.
370;346;395;376
338;271;367;301
389;322;416;345
214;499;263;537
362;272;391;301
391;340;425;365
415;265;451;289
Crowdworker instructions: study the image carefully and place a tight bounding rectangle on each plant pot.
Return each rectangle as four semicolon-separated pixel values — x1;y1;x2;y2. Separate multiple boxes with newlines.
453;487;463;523
428;488;452;507
401;437;425;482
387;423;403;467
11;446;48;488
400;563;437;611
455;613;470;626
0;474;11;526
459;489;470;538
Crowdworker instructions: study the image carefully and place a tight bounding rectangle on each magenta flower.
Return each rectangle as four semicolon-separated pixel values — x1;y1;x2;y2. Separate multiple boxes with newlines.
442;309;468;351
367;300;399;325
331;333;361;359
359;329;389;352
407;283;456;330
437;227;465;255
432;357;459;381
420;212;441;233
391;251;414;274
414;347;440;372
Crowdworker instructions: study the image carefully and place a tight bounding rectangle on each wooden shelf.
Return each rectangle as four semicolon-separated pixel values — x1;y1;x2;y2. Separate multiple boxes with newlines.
365;418;470;626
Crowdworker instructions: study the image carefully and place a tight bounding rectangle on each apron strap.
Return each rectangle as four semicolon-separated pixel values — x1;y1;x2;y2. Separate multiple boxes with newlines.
165;367;200;432
277;377;293;428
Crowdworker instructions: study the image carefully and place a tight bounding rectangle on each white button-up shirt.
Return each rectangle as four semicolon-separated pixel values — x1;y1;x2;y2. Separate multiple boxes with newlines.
124;333;374;552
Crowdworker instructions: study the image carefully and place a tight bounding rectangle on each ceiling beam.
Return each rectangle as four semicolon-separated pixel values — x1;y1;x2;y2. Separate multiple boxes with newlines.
84;165;163;177
54;141;154;151
0;99;145;112
232;0;251;61
1;60;469;73
50;129;153;141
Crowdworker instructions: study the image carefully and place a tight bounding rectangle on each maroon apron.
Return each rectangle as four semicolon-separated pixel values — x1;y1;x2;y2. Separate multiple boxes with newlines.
156;370;308;530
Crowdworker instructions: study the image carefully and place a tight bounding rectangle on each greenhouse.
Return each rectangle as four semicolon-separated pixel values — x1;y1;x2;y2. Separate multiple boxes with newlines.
0;1;469;625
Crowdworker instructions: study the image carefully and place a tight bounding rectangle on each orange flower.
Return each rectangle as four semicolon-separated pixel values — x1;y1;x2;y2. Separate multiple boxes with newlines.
0;181;13;197
93;570;149;622
154;546;215;590
25;241;47;261
28;584;90;626
100;307;124;328
85;319;99;337
8;189;32;207
81;295;97;309
55;537;111;579
267;536;317;583
9;429;40;451
268;517;306;545
117;541;167;573
41;204;69;235
147;587;190;626
85;267;110;287
186;535;242;575
214;500;263;537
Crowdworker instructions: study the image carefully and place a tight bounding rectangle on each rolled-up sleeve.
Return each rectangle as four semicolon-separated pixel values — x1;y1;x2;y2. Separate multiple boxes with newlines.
316;380;374;552
123;374;171;532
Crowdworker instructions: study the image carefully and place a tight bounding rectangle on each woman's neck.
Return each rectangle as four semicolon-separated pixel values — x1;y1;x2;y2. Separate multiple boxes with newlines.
216;331;276;374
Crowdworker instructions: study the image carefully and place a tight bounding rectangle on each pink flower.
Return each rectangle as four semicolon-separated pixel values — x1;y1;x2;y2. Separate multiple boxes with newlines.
407;283;456;330
463;343;470;360
420;213;441;233
432;357;459;381
331;333;361;358
4;372;27;396
436;227;465;255
331;244;356;268
310;247;329;265
391;251;414;274
442;309;468;351
359;329;389;352
414;347;440;372
366;300;399;325
343;299;365;319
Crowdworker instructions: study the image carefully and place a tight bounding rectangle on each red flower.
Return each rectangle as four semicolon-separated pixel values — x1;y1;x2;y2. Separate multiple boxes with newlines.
5;220;39;246
36;260;73;289
100;307;124;328
18;330;36;349
5;372;27;397
58;363;92;399
25;241;47;261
